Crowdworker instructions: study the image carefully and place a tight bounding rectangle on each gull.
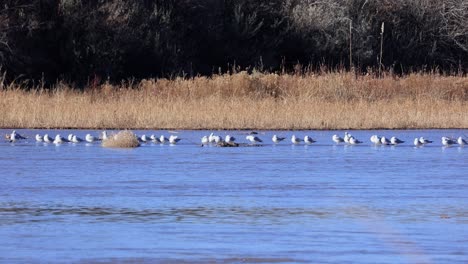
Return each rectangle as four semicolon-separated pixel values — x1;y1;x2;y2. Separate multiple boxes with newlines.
71;135;83;143
457;136;467;146
370;135;381;145
212;135;222;143
441;137;455;147
8;130;27;142
13;130;27;140
43;134;53;143
390;136;404;145
150;135;160;143
201;135;209;144
419;137;433;144
208;133;216;143
349;136;362;145
102;131;109;140
304;135;316;144
380;136;391;145
53;134;66;144
332;134;344;144
344;132;352;144
159;135;169;143
169;135;181;144
140;134;150;143
272;135;285;143
85;134;96;143
35;134;43;142
225;135;236;143
291;135;302;144
246;135;262;144
414;138;423;147
67;134;74;142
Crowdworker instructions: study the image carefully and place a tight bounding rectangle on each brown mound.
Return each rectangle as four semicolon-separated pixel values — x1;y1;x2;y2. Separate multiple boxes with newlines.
102;130;140;148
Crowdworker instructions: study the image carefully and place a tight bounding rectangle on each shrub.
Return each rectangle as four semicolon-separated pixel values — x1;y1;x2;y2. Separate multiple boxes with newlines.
102;130;140;148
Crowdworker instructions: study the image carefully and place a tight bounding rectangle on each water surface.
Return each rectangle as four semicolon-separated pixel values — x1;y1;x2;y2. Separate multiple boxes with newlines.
1;129;467;263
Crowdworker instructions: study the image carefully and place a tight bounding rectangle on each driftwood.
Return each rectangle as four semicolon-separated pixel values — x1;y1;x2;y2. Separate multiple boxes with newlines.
215;141;263;147
200;141;263;147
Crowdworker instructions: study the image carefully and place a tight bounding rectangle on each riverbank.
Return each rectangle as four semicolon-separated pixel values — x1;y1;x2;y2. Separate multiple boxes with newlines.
1;71;467;129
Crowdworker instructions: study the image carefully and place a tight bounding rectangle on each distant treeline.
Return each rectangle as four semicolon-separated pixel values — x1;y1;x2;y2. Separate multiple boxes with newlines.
1;0;467;85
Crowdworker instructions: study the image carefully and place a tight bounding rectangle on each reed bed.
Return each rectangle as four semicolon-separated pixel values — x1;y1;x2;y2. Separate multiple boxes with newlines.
102;130;140;148
1;71;467;129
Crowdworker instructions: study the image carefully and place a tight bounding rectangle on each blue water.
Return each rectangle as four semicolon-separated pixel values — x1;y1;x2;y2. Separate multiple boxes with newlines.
1;129;467;263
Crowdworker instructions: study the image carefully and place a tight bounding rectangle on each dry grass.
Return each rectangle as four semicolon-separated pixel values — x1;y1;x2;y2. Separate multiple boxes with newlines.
102;130;140;148
0;71;467;129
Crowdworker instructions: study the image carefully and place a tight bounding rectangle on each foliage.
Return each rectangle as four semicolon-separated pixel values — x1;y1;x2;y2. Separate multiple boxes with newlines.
0;0;467;84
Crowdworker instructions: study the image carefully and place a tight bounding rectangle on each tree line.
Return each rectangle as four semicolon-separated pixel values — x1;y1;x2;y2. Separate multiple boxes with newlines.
1;0;467;85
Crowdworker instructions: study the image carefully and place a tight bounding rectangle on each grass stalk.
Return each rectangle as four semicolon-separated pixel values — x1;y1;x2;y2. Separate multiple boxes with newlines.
1;71;466;130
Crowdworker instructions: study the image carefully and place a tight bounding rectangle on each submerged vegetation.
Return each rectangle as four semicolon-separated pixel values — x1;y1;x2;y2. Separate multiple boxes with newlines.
1;71;467;129
102;130;140;148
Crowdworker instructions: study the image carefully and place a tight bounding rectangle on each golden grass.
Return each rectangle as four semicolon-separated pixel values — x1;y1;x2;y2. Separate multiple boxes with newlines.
102;130;140;148
0;71;467;129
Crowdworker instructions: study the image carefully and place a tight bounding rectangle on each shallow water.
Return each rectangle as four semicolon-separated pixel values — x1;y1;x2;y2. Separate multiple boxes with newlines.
1;129;467;263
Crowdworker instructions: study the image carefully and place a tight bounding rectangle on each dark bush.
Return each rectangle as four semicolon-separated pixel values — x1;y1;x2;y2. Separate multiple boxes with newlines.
0;0;467;85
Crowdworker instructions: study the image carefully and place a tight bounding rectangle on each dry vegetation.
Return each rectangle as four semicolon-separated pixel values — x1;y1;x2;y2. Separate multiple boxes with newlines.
102;130;140;148
0;71;467;130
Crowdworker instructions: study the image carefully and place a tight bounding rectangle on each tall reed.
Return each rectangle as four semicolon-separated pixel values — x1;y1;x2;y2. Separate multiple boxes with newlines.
1;71;467;129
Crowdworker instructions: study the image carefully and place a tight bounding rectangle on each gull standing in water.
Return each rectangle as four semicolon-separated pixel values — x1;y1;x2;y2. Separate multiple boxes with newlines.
212;135;222;144
332;135;344;144
380;136;391;145
8;130;27;142
169;135;181;144
85;134;96;143
43;134;53;143
201;135;209;144
53;134;66;144
71;135;83;143
390;136;404;145
291;135;302;144
102;131;109;141
414;138;423;147
349;136;362;145
35;134;43;142
344;132;352;144
159;135;169;144
304;136;316;144
246;135;262;144
272;135;285;143
441;137;455;147
150;135;160;143
67;134;74;142
208;133;217;143
370;135;381;145
225;135;236;143
457;136;467;146
419;137;433;145
140;134;150;143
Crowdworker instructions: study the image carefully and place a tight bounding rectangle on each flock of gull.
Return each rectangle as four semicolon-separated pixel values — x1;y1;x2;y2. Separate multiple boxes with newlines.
204;131;466;147
4;130;184;145
4;130;467;147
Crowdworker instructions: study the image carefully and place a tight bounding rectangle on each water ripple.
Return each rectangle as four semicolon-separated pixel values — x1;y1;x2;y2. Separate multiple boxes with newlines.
1;205;467;225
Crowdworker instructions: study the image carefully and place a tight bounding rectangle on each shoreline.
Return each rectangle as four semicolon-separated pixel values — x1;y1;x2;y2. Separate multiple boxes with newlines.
1;72;467;130
1;127;468;131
